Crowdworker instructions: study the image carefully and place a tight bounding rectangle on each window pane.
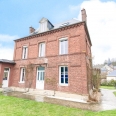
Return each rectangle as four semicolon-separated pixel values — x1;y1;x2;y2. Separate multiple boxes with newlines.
4;68;9;71
65;67;68;72
61;75;64;83
38;67;45;71
3;72;8;80
38;72;39;80
39;43;45;57
60;41;64;54
65;75;68;84
61;67;64;73
22;68;25;81
43;72;44;80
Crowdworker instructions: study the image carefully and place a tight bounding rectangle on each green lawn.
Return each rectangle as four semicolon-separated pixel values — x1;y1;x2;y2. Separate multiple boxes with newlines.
100;86;116;90
113;91;116;96
0;95;116;116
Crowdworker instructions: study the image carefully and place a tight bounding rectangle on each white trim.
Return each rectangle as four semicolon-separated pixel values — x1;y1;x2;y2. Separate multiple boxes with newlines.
59;37;67;41
18;81;25;84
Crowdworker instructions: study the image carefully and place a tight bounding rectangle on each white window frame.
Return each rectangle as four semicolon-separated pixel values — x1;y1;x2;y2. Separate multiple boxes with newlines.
3;68;10;81
59;66;68;86
37;68;45;81
19;68;25;83
22;46;28;59
39;42;45;57
59;38;68;55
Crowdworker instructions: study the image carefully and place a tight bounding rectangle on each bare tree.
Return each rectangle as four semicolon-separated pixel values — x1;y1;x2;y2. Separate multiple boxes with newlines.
45;77;57;96
25;63;35;92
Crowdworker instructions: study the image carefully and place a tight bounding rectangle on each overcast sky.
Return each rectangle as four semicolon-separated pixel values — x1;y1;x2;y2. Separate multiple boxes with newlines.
0;0;116;64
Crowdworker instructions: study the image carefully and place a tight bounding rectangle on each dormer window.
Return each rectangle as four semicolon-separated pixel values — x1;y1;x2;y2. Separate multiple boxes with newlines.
39;17;54;33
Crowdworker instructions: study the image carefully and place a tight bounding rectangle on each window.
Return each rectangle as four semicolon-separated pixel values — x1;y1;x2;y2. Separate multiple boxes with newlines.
37;67;45;81
22;46;28;59
19;68;25;83
39;43;45;57
59;38;68;55
59;66;68;85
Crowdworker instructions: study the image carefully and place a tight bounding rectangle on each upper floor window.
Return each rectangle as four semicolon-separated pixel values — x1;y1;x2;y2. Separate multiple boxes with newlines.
39;43;45;57
22;46;28;59
19;68;25;83
59;38;68;55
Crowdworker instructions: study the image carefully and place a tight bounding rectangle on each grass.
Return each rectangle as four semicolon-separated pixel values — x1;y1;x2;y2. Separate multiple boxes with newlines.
113;91;116;96
0;95;116;116
100;86;116;90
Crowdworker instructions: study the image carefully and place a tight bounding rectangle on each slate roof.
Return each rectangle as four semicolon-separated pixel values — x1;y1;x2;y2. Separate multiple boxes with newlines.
53;18;80;29
107;70;116;77
32;18;80;35
14;18;92;46
0;59;15;64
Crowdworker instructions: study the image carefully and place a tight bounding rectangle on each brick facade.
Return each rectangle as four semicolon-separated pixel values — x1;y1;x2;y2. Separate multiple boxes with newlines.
0;9;92;95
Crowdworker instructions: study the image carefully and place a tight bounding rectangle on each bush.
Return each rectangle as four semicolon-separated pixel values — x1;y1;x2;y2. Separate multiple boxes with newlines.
101;79;116;86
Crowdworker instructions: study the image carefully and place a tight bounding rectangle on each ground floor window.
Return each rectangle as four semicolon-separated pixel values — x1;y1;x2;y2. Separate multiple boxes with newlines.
59;66;68;85
19;68;25;83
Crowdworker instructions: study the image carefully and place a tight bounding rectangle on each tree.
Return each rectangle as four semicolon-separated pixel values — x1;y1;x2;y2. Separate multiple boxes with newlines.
45;77;57;96
25;63;35;92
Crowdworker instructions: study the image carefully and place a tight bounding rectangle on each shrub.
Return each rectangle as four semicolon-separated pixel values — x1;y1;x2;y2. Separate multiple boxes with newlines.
101;79;116;86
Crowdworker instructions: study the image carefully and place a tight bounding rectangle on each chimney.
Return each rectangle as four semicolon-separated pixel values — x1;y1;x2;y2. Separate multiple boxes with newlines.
81;8;87;22
29;26;35;34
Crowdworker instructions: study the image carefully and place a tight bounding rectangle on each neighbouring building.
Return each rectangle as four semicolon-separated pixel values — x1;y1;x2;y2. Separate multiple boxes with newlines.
0;9;92;95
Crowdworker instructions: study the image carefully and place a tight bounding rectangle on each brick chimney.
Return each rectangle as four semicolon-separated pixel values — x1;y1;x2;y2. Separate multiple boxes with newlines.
81;8;87;22
29;26;35;34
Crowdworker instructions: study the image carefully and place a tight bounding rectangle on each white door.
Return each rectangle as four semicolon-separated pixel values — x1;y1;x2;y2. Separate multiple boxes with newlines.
36;67;45;89
2;68;10;87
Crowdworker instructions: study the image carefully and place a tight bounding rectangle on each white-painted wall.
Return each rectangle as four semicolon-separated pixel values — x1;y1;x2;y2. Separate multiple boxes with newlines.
107;76;116;80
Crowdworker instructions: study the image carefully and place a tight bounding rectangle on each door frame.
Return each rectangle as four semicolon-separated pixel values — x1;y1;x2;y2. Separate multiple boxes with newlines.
2;68;10;87
36;66;45;89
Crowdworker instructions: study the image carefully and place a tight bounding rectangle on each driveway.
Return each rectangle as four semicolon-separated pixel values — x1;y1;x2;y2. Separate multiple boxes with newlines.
100;89;116;110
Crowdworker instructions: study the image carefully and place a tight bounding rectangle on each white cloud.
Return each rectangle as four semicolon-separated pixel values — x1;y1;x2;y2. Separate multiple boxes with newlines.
0;34;18;42
0;34;18;60
73;0;116;64
0;47;13;60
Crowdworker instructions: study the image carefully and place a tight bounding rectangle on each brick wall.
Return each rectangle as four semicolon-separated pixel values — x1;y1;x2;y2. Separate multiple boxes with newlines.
10;22;92;95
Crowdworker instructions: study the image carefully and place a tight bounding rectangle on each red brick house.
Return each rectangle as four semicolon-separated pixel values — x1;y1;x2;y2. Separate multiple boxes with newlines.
0;9;92;95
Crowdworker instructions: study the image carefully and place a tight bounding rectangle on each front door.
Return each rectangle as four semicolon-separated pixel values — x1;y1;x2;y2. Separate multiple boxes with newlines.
36;67;45;89
2;68;10;87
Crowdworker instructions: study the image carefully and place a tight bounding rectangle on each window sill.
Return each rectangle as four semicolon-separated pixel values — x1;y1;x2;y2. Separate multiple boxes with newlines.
38;56;46;58
59;54;68;56
18;81;25;84
59;84;68;86
22;58;27;60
